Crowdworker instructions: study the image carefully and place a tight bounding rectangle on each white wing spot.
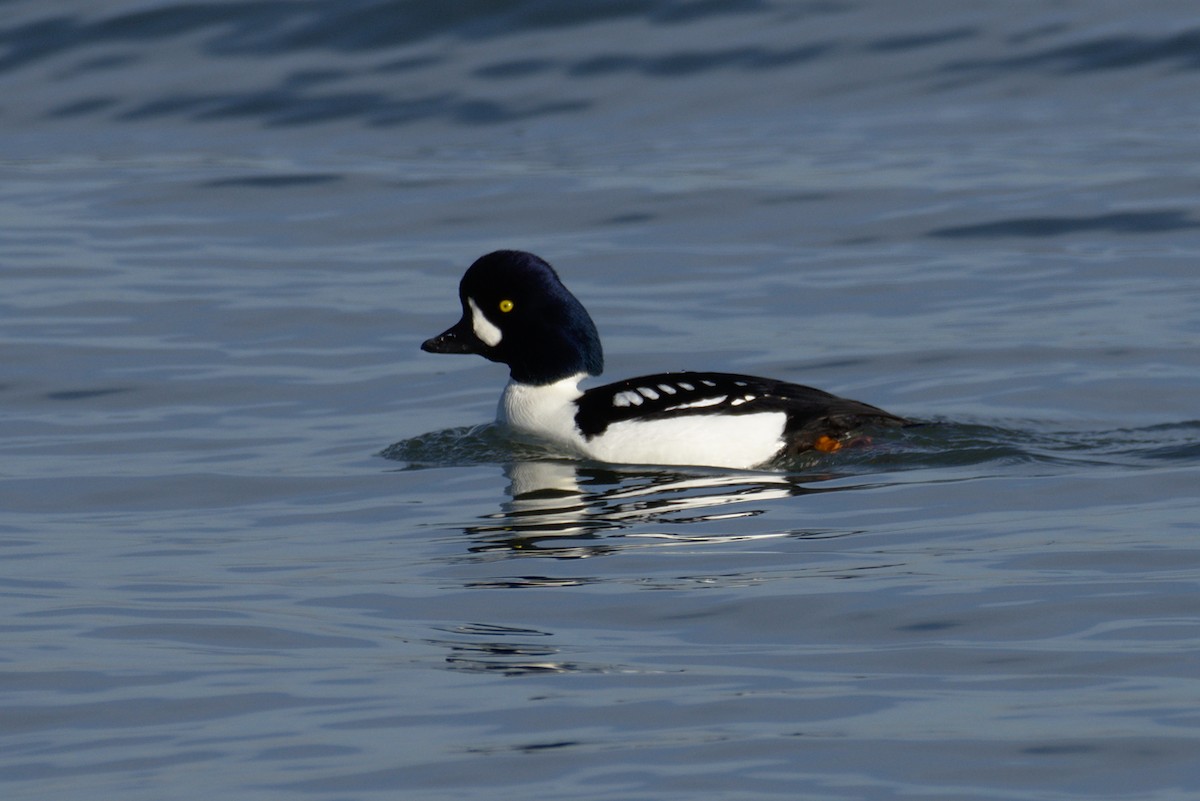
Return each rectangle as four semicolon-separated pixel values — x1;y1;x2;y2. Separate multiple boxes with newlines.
664;395;726;411
638;387;659;400
701;379;717;387
613;390;644;407
658;384;677;395
678;382;695;391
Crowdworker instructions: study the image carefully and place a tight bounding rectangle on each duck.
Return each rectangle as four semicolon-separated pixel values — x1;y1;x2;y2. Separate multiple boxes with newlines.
421;250;907;469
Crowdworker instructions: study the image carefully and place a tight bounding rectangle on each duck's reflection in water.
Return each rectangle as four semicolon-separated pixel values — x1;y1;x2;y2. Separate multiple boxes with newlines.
465;460;852;558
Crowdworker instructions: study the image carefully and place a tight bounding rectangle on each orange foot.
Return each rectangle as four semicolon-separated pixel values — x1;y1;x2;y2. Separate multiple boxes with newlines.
813;435;843;453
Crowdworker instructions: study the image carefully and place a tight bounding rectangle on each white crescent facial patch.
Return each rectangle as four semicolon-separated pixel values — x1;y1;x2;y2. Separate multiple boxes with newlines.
467;297;502;347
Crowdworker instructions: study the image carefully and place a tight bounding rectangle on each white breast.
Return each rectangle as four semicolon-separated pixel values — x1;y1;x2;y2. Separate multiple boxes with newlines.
498;375;589;454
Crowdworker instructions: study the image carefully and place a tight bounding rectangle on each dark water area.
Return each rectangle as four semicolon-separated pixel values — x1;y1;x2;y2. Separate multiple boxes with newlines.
3;2;1199;799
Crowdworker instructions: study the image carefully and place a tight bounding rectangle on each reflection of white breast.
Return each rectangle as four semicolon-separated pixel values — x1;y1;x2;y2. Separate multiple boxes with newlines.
504;461;590;536
506;460;581;499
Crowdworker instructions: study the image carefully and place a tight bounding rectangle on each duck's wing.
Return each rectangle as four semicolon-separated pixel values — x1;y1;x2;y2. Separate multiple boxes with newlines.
575;371;906;443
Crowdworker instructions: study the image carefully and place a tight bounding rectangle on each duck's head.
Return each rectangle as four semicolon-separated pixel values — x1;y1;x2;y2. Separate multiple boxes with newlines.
421;250;604;385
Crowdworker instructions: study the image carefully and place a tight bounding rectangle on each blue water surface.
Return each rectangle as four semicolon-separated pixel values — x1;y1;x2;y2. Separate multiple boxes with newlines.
2;2;1199;799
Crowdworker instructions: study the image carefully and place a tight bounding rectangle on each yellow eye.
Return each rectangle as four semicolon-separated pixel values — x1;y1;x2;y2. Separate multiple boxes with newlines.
498;299;514;313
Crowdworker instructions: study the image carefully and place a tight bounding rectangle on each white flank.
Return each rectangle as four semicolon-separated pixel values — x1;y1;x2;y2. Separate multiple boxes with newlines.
467;297;502;347
587;412;787;470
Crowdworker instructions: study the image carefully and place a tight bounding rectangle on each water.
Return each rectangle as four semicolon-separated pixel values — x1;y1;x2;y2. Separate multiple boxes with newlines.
3;1;1200;799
